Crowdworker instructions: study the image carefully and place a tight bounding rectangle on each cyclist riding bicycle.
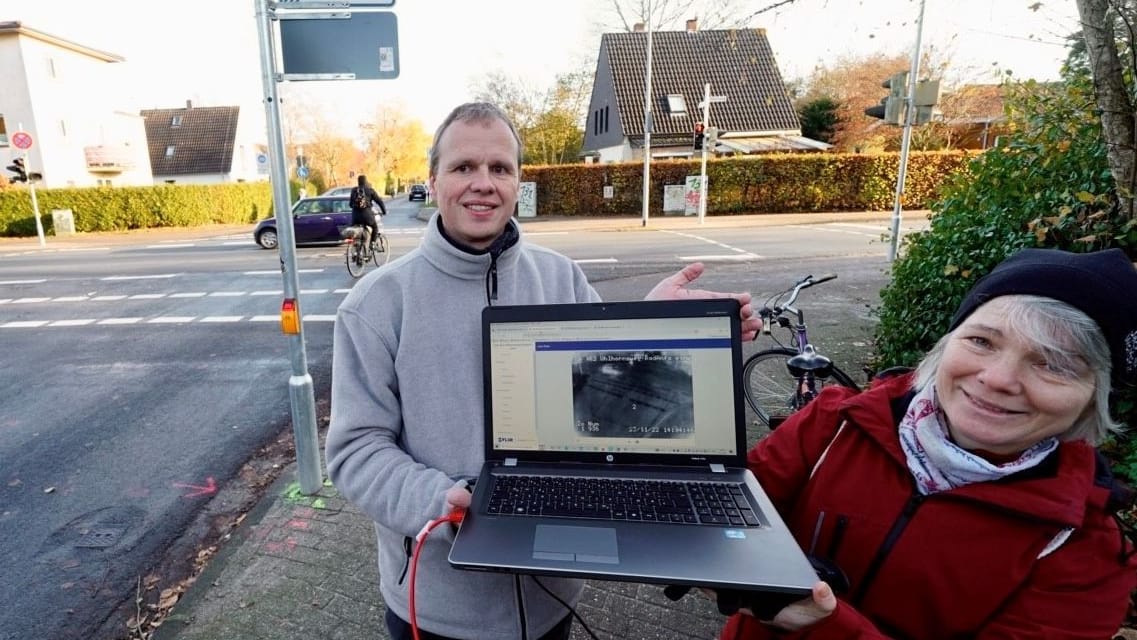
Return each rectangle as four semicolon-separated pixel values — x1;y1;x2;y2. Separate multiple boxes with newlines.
350;174;386;248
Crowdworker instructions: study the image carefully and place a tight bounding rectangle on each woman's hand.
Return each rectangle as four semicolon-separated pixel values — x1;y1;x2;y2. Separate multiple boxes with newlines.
645;262;761;341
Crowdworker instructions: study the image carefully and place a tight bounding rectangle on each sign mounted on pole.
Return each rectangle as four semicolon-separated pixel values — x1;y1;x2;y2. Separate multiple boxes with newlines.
278;11;399;80
11;131;33;150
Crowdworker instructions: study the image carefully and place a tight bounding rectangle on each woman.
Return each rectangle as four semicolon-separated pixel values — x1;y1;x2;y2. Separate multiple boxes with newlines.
721;248;1137;639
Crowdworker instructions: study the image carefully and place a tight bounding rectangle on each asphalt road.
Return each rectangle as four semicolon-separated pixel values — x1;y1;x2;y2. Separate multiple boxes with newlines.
0;203;915;639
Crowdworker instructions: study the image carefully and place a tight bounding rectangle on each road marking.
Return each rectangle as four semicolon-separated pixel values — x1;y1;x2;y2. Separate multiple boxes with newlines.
99;317;143;324
0;279;46;285
102;274;180;281
244;269;324;275
300;289;328;294
169;292;207;298
49;319;96;326
12;297;51;304
146;243;196;249
306;314;336;322
250;290;283;296
334;288;351;294
200;316;244;323
0;314;346;328
678;254;761;261
526;231;570;236
208;291;246;297
2;320;49;328
250;315;277;322
0;299;10;304
149;316;196;323
128;294;166;300
53;296;90;302
92;295;127;301
574;258;618;264
223;241;252;246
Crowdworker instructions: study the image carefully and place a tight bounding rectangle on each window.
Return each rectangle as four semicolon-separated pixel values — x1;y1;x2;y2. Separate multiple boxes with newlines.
0;115;7;147
165;145;176;157
171;116;182;127
666;94;688;117
604;106;609;132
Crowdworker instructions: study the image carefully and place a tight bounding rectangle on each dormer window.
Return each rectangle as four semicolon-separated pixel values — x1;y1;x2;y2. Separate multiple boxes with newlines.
667;94;688;117
171;116;182;127
165;145;176;157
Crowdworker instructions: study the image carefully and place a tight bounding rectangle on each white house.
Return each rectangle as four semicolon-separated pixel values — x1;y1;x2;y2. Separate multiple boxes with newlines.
0;21;153;187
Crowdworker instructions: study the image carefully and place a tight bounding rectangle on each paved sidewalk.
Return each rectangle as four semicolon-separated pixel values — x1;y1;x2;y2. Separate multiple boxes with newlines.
153;467;728;640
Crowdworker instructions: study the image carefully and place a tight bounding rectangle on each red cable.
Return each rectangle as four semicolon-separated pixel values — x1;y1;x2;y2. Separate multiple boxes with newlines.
409;508;466;640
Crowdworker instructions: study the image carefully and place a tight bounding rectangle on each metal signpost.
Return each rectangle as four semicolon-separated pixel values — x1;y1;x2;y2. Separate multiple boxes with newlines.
11;128;45;247
254;0;398;494
696;85;727;225
887;0;927;262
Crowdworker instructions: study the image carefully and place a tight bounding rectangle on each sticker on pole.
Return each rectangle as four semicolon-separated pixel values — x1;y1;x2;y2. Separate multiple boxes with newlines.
11;131;33;150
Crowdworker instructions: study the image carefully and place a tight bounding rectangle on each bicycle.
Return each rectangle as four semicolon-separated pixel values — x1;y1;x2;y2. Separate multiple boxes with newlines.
742;274;860;429
343;225;390;278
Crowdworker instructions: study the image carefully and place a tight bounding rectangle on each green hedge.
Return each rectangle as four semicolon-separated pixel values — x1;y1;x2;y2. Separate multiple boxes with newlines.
522;150;972;217
0;182;275;237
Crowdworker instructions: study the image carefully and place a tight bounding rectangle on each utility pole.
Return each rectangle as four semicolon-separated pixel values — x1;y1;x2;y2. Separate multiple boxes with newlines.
641;0;653;227
888;0;927;262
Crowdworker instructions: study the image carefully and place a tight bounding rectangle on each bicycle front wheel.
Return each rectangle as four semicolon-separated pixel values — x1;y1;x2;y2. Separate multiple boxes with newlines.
371;234;390;266
742;348;799;428
346;242;366;278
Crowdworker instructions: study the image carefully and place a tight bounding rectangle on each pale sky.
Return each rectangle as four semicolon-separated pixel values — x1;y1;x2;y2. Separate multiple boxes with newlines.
2;0;1080;138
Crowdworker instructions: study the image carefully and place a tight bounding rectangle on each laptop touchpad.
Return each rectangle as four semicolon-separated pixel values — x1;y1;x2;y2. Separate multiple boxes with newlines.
533;524;619;564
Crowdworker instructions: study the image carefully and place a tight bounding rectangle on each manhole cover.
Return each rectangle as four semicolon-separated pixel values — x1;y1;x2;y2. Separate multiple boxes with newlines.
75;526;127;549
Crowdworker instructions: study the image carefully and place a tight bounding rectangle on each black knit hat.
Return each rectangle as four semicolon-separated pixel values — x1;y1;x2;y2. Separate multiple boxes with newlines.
948;248;1137;386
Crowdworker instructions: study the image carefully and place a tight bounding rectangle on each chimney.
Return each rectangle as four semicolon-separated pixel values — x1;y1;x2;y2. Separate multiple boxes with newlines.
633;22;644;32
186;99;193;109
686;17;698;32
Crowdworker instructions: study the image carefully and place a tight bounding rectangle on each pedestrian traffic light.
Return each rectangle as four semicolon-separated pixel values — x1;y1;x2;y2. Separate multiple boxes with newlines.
6;157;27;183
693;122;705;151
705;126;719;150
864;71;907;126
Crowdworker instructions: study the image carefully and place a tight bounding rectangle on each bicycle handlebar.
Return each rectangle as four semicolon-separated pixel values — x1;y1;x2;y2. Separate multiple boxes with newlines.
760;273;839;333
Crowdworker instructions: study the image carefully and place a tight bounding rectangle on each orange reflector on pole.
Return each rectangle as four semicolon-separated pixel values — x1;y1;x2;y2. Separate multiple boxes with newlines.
281;298;300;334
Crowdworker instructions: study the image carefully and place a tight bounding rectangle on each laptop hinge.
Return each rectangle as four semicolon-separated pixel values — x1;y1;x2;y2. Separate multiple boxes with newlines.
710;463;726;473
504;458;518;467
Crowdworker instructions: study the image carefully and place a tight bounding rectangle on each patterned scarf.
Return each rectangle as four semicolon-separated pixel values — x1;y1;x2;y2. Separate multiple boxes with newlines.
898;384;1059;495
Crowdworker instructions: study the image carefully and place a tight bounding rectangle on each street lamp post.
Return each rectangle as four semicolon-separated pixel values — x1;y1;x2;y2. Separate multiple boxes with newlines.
641;0;653;227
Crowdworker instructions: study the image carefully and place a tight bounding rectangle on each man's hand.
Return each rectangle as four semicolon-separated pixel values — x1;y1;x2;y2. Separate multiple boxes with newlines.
444;480;472;513
645;262;761;341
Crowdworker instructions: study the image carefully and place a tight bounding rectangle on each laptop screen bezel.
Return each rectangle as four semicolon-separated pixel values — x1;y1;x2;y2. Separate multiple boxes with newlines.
481;299;747;467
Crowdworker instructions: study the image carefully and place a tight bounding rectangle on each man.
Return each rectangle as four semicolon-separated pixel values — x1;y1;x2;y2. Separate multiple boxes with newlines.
350;174;385;248
326;102;759;640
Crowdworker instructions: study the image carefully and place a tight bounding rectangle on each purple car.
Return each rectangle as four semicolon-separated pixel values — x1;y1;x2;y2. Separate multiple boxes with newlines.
254;196;353;250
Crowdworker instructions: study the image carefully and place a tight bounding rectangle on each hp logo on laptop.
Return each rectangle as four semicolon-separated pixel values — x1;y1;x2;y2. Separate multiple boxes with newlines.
606;454;614;462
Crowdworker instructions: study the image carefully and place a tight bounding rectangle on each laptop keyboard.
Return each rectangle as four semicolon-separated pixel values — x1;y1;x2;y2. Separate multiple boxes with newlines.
486;475;762;527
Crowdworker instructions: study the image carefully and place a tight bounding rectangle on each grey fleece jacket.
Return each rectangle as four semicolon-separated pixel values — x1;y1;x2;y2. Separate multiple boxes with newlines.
326;213;601;639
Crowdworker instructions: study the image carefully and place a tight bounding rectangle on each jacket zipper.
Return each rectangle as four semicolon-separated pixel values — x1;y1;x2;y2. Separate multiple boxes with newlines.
851;492;925;606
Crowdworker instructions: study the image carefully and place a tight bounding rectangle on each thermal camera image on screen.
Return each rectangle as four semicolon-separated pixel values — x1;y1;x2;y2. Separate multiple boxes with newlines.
570;350;695;438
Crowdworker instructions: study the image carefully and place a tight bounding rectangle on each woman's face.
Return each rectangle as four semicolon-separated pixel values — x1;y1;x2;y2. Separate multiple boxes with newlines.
935;300;1096;456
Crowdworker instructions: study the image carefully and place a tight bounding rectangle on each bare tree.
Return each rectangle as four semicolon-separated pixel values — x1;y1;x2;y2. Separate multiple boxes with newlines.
596;0;762;32
1075;0;1137;216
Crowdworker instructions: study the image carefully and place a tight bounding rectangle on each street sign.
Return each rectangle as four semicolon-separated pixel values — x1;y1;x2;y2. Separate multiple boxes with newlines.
297;165;309;179
279;11;399;80
11;131;33;150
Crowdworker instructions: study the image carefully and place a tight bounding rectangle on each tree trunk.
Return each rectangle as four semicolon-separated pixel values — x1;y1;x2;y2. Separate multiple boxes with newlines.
1077;0;1137;217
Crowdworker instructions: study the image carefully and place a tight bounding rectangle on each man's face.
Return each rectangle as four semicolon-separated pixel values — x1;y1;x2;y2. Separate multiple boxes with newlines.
428;118;519;250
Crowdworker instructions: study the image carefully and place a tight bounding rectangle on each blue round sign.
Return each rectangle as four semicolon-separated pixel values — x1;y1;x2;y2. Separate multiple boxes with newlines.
297;166;309;179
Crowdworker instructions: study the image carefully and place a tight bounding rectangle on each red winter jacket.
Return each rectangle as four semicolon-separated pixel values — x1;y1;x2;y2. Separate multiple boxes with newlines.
721;373;1136;640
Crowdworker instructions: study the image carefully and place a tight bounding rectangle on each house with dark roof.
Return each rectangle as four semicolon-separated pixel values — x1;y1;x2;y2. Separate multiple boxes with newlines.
583;19;829;163
0;21;153;187
141;101;267;184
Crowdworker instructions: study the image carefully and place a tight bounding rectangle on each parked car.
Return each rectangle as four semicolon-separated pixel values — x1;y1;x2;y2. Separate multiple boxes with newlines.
320;186;354;197
409;184;428;201
254;196;354;249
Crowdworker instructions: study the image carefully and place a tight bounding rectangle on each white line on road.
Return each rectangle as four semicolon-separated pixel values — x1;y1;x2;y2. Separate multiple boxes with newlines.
169;292;207;298
207;291;246;297
92;295;127;301
250;315;278;322
300;289;328;294
52;296;90;302
12;297;51;304
200;316;244;323
526;231;570;236
243;269;324;275
250;290;283;296
146;243;196;249
97;317;143;324
306;315;337;322
49;319;96;326
677;254;761;261
148;316;196;323
574;258;618;264
128;294;166;300
101;274;181;281
223;241;252;246
2;320;49;328
334;288;351;294
0;279;46;285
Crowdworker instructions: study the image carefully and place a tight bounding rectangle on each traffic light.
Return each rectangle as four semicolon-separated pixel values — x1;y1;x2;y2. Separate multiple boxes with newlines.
693;122;705;151
705;126;719;150
864;71;908;126
6;157;27;183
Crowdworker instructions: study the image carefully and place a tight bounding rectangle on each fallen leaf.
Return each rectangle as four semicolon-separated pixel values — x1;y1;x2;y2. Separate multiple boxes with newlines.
44;487;55;494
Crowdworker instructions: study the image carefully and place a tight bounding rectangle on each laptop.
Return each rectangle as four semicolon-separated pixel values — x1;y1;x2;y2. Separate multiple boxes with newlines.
448;298;818;603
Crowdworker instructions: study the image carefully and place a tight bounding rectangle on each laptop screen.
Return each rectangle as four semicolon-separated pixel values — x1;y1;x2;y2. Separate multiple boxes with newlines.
483;300;744;464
